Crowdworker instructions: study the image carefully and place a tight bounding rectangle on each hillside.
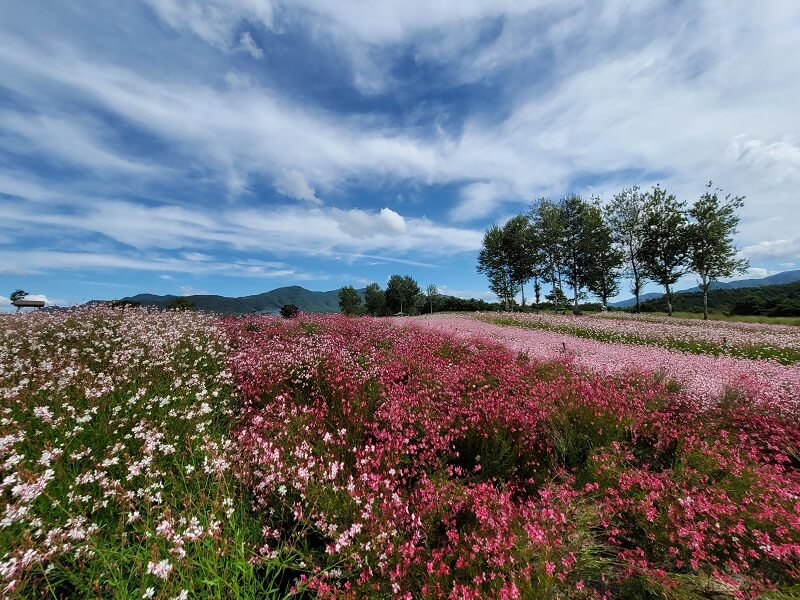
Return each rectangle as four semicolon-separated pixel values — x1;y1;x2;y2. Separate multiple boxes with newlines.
638;280;800;316
611;270;800;307
120;286;348;314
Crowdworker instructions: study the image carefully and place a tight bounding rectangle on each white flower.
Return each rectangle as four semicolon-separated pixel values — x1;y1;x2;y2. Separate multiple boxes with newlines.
147;558;173;579
142;587;155;599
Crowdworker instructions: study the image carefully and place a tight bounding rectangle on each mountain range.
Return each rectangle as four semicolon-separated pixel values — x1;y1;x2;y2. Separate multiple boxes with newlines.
609;270;800;308
120;286;350;314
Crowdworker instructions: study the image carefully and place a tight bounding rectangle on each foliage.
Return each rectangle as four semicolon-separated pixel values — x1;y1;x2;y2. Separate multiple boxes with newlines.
530;198;566;309
477;224;517;310
166;296;195;311
688;183;749;319
337;286;362;316
363;283;387;316
279;303;299;318
606;186;648;311
385;274;421;315
639;280;800;317
425;283;438;314
640;185;691;316
9;290;26;304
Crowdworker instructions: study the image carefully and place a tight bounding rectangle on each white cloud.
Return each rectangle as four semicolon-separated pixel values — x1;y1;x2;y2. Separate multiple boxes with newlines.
741;237;800;261
275;170;322;205
238;31;264;59
450;181;518;222
719;267;769;282
144;0;274;49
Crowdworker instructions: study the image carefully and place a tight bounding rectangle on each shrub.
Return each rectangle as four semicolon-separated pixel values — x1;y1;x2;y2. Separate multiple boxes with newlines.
279;303;299;318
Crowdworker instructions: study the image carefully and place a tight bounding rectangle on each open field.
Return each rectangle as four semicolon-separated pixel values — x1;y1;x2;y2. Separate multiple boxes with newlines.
478;312;800;365
1;308;799;598
627;312;800;327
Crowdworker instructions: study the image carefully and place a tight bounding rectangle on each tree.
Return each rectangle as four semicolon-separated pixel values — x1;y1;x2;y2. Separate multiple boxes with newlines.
560;195;604;313
530;198;565;311
338;286;362;316
688;183;749;320
502;215;538;308
545;286;568;310
477;225;515;310
364;283;386;316
386;275;420;315
606;186;648;312
425;284;438;315
640;185;691;317
10;290;27;304
280;303;299;318
586;204;625;310
166;297;194;311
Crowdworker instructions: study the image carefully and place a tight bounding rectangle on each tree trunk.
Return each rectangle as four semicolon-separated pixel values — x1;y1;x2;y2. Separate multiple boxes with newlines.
534;277;541;313
665;284;673;317
703;291;708;320
573;283;579;311
632;260;641;313
701;276;709;320
520;284;526;309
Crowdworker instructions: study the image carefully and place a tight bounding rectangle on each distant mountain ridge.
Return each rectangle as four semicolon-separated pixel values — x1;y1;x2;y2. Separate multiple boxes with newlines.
610;270;800;308
120;286;353;314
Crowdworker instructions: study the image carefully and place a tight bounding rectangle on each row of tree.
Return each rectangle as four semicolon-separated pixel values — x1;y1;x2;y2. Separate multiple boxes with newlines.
338;275;441;316
477;183;748;319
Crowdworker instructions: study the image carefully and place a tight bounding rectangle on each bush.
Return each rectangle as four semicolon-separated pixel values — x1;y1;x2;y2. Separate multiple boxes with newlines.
279;303;299;318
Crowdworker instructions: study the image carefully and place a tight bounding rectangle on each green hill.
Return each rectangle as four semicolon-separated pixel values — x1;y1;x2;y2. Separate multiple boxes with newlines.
120;286;349;314
611;270;800;307
638;281;800;316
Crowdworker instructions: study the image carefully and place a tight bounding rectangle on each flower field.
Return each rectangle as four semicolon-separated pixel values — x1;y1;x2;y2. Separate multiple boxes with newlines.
479;312;800;364
2;309;799;598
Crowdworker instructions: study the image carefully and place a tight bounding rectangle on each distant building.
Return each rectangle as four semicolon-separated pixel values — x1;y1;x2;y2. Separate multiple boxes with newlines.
12;299;45;311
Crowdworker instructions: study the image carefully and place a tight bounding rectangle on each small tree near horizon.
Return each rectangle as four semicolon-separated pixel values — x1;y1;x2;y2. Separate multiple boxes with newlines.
386;275;420;315
280;303;299;319
688;183;749;320
364;283;386;316
425;283;438;314
166;297;195;311
338;286;362;315
477;225;516;310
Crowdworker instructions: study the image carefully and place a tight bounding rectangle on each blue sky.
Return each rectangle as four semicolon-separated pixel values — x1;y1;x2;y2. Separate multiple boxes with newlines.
1;1;799;307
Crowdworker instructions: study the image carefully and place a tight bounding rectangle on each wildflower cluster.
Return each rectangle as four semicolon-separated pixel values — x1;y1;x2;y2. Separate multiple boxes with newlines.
0;307;279;599
228;315;800;598
417;314;800;407
482;311;800;364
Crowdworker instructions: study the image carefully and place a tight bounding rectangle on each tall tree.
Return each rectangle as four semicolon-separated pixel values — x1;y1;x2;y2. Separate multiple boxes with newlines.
425;284;438;315
586;203;625;310
560;194;602;313
502;215;537;308
477;225;516;310
386;275;421;315
688;183;749;320
640;185;691;317
529;198;565;311
338;286;362;315
364;283;386;316
606;186;648;312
